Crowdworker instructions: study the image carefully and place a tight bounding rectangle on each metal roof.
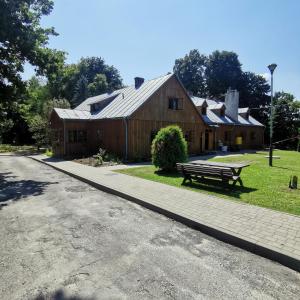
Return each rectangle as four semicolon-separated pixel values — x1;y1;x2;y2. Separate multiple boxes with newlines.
54;108;91;120
192;96;263;127
238;107;250;114
75;73;173;119
208;103;225;110
192;97;206;107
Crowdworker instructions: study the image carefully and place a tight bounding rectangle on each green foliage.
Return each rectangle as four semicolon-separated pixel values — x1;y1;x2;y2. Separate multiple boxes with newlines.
0;144;36;153
45;149;53;157
151;125;188;171
72;75;89;107
88;74;108;96
28;115;49;149
94;148;106;166
173;49;207;96
0;103;14;143
205;50;242;98
60;57;123;107
0;0;66;105
94;147;121;166
271;92;300;149
173;49;270;115
42;98;70;119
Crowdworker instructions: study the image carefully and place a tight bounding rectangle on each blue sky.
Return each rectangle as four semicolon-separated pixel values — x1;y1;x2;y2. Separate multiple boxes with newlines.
25;0;300;98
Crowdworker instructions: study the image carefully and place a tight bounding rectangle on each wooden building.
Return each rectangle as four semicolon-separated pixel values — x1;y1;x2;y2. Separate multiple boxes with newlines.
50;73;209;159
50;73;264;159
192;89;265;150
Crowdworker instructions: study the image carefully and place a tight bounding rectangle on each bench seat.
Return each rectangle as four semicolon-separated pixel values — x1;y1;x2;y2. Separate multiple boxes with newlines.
176;163;243;186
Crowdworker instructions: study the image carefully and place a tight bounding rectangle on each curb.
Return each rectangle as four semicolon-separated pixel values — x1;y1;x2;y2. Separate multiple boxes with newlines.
29;156;300;272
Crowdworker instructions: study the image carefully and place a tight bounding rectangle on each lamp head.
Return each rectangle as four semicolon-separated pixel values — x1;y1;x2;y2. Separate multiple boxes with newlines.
268;63;277;74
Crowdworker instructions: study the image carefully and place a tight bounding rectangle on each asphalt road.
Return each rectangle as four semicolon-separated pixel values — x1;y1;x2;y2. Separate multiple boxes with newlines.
0;156;299;300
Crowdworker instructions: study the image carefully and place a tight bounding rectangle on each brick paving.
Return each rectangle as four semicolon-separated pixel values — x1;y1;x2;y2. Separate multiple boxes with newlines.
31;155;300;270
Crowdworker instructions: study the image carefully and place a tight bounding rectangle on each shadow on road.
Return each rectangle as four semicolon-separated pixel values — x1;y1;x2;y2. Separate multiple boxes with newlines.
35;289;95;300
0;171;57;205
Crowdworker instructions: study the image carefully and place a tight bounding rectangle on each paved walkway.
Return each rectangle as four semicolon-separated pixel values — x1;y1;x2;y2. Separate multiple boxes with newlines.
30;155;300;271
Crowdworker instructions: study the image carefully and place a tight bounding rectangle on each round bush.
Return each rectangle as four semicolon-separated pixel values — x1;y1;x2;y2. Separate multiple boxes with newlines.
151;125;188;171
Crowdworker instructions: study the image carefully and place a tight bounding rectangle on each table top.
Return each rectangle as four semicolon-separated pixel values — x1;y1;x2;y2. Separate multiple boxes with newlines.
190;160;250;169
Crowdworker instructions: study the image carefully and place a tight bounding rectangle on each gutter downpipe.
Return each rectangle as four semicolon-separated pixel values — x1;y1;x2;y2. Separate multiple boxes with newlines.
123;117;128;161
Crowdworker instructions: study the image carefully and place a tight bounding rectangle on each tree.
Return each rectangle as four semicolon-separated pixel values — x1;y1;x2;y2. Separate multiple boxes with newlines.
0;0;66;103
238;72;270;124
173;49;207;96
271;92;300;149
205;50;242;98
72;75;89;107
43;98;70;119
28;115;48;149
59;57;123;107
88;74;108;96
151;125;188;171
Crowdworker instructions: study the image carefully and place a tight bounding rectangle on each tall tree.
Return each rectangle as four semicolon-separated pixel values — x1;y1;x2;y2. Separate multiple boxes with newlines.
57;57;123;106
205;50;242;98
0;0;65;143
72;75;89;107
0;0;66;102
88;74;108;96
271;92;300;148
173;49;207;96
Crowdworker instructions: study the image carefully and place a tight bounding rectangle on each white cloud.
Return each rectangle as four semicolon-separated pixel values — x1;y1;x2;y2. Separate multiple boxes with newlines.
260;72;271;81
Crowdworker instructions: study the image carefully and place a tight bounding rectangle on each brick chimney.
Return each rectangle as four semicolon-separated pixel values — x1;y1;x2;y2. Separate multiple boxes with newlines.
225;88;239;121
134;77;144;89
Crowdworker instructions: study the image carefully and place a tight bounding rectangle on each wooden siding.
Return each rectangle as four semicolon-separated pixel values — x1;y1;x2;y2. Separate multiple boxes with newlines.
214;125;264;149
128;75;209;159
87;119;125;157
49;110;65;156
127;119;205;160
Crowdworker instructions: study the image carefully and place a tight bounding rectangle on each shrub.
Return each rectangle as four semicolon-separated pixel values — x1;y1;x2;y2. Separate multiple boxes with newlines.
94;148;106;166
45;149;53;157
151;125;188;171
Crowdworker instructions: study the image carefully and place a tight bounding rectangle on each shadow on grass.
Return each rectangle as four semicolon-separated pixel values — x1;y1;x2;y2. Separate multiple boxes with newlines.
154;170;257;199
0;171;58;206
35;289;95;300
272;166;297;171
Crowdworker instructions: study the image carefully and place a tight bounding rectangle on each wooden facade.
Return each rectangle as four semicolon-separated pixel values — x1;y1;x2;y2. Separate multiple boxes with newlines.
50;74;264;159
127;75;207;159
214;125;264;150
50;75;210;159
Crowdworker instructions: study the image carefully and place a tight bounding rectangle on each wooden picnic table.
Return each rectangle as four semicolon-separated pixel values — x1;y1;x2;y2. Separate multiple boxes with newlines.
190;160;250;177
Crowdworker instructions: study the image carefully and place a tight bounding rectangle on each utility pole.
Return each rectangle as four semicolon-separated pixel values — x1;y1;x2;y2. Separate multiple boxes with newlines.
268;63;277;167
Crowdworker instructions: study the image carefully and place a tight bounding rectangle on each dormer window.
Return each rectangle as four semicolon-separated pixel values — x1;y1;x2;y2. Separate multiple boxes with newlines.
91;103;100;113
201;106;207;115
168;98;183;110
220;108;225;117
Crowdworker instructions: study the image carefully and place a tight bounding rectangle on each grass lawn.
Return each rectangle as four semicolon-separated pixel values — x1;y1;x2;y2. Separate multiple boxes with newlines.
0;144;36;153
115;150;300;216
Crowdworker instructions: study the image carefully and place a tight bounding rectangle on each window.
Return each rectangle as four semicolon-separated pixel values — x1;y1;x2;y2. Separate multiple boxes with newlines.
68;130;87;143
250;131;256;141
168;98;183;110
91;103;100;113
68;130;77;143
201;106;207;115
78;130;87;143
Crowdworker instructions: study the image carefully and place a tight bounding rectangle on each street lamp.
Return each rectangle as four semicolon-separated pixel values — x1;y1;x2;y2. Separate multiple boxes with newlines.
268;63;277;167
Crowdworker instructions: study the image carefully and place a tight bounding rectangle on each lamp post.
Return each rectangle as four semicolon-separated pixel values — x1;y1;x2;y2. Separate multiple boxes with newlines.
268;63;277;167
